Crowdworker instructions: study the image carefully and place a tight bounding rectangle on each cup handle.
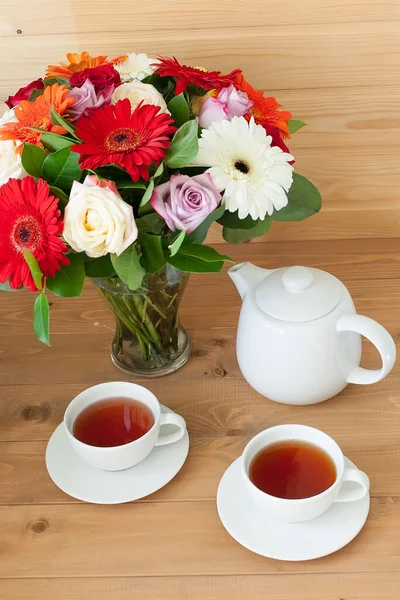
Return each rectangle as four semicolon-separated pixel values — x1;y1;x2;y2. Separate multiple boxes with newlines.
155;412;186;446
336;314;396;385
335;467;370;503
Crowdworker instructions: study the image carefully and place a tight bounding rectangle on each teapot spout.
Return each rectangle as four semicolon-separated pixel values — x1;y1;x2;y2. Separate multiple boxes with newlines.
228;262;269;300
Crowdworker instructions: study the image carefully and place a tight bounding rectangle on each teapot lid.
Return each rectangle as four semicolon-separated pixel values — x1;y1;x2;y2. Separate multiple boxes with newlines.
255;266;342;322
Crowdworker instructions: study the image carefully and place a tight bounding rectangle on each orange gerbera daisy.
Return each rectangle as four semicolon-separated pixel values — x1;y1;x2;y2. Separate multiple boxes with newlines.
46;51;126;80
233;73;292;139
0;83;75;151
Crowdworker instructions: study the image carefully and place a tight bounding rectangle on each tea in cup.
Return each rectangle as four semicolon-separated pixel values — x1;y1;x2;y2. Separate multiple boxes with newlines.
64;382;186;471
241;424;370;523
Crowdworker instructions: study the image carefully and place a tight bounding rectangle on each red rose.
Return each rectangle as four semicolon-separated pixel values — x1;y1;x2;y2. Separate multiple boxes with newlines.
261;123;295;164
5;78;44;109
70;64;121;93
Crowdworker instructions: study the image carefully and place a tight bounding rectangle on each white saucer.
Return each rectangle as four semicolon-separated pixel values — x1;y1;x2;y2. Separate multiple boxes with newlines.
217;456;370;561
45;405;189;504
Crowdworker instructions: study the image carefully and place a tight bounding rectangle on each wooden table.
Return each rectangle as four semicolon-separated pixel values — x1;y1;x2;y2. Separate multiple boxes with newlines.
1;239;399;599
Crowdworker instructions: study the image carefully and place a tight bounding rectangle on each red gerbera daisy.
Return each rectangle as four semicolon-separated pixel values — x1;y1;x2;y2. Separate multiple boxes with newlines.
0;177;69;291
72;99;176;181
155;56;241;95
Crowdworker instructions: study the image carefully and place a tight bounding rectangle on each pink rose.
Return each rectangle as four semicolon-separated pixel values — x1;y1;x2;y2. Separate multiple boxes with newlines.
199;84;252;128
150;173;221;234
67;80;113;121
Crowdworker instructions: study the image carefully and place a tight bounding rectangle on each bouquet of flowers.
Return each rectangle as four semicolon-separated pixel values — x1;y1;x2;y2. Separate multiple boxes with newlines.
0;51;320;375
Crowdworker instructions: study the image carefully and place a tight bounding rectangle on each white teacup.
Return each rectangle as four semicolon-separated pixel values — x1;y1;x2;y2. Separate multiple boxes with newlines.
242;424;370;523
64;382;186;471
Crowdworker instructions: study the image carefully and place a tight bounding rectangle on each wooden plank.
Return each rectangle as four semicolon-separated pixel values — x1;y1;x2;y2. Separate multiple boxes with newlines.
0;239;399;335
0;22;399;101
1;380;400;503
0;310;398;385
2;271;400;334
3;0;400;37
0;251;398;384
210;210;400;242
0;498;398;577
284;147;400;208
1;573;400;600
277;85;400;149
1;372;399;441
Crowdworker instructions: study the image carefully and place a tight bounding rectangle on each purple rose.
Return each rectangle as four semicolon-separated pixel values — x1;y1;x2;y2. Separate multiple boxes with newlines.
199;84;253;128
67;79;114;121
150;173;221;234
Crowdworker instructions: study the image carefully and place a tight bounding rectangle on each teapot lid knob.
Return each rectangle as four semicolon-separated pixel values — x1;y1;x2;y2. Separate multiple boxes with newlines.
282;266;313;293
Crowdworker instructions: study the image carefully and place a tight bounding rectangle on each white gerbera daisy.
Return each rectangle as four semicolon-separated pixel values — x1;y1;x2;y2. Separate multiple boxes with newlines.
192;116;294;220
114;53;158;83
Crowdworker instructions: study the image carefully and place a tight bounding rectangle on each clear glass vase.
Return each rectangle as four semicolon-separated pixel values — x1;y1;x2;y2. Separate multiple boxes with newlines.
93;266;191;377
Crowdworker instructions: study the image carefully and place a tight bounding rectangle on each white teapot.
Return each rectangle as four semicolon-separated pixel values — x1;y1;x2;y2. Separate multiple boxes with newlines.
229;263;396;405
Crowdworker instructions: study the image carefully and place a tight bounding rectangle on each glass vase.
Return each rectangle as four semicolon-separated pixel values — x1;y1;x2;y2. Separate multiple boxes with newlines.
93;265;191;377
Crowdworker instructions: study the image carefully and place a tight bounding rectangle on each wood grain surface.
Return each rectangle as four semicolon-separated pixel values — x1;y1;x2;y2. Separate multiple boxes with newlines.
1;0;400;241
0;240;399;598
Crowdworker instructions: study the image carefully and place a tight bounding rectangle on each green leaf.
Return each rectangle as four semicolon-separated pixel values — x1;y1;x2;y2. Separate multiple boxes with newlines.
288;119;307;134
168;254;224;273
48;186;69;211
41;132;75;152
154;162;164;178
0;281;21;292
95;164;145;189
33;292;50;346
222;216;272;243
178;244;232;263
272;173;322;222
43;147;83;191
23;251;43;290
168;230;186;257
218;210;260;230
139;180;155;208
141;73;171;94
50;107;77;137
46;254;85;297
96;164;129;180
138;232;165;273
185;204;226;245
164;118;199;169
28;88;44;102
44;77;70;87
117;181;146;189
84;255;116;278
21;143;46;178
111;246;145;291
136;213;165;235
167;93;190;127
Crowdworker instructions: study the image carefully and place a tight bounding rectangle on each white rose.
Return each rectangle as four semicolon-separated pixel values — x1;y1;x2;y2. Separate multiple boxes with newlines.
0;140;26;185
63;176;138;258
0;108;26;185
114;53;158;82
0;108;17;125
111;81;169;115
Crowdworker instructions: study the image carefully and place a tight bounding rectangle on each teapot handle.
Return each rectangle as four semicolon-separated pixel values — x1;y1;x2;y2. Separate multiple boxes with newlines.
336;315;396;385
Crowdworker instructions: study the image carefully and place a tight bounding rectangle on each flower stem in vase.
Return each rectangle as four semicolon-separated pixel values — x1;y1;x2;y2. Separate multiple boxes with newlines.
92;267;191;377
